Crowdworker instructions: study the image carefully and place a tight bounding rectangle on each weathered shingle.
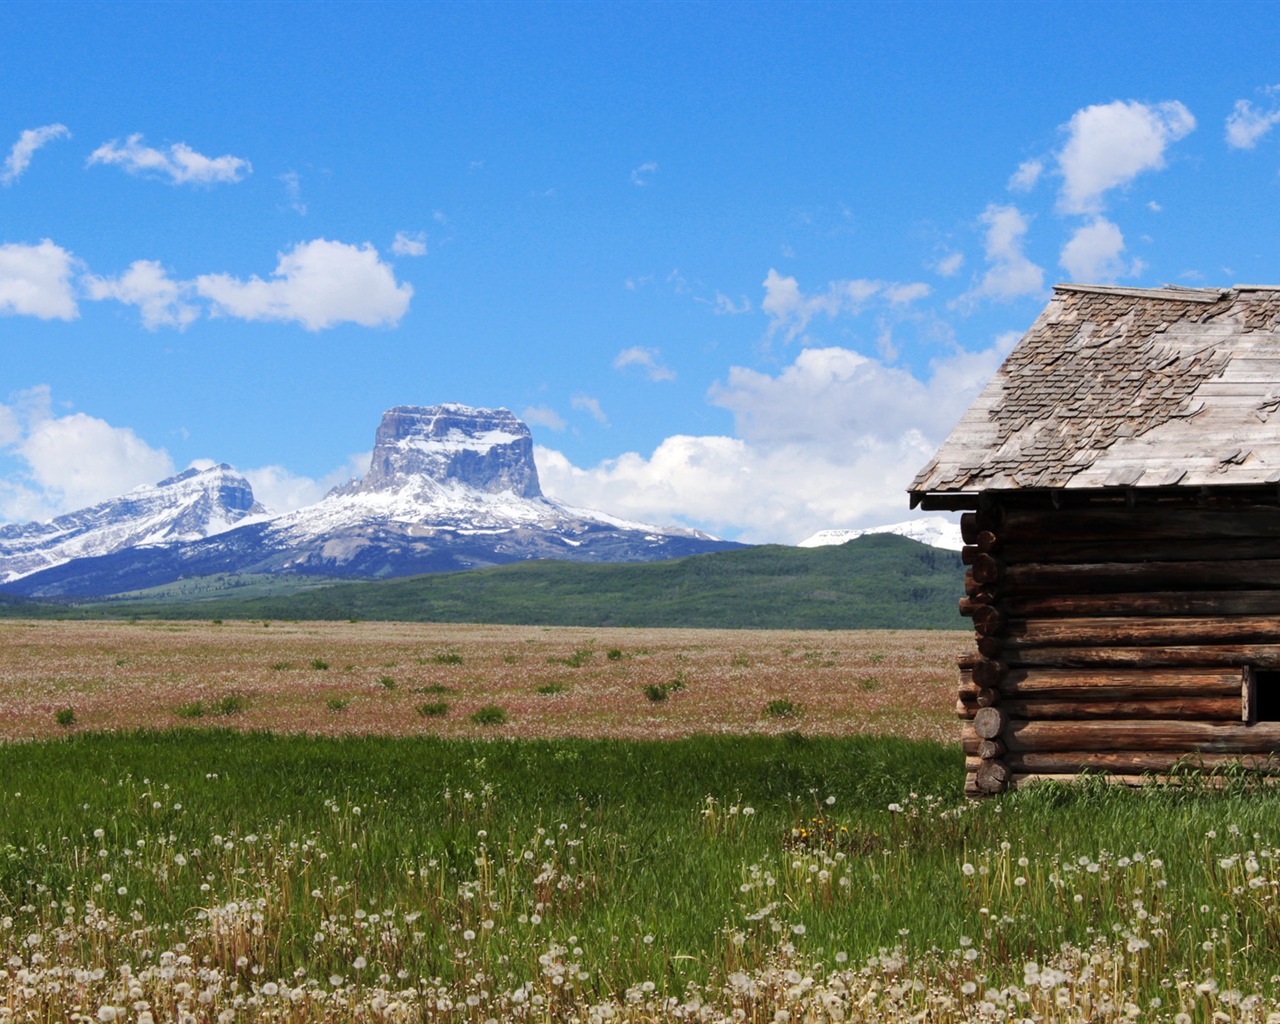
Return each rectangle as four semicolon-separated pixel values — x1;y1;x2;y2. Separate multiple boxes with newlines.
910;284;1280;499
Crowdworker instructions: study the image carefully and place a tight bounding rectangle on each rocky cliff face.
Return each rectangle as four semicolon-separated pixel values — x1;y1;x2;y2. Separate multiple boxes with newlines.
0;463;267;583
356;404;542;498
1;404;744;598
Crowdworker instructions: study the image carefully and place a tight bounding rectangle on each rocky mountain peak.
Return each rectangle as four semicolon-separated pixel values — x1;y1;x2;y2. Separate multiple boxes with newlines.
358;404;543;499
0;461;266;583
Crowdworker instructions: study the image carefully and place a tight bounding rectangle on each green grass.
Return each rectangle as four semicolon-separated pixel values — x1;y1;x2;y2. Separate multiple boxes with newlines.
470;704;508;725
2;535;967;630
765;698;798;718
3;732;1280;1019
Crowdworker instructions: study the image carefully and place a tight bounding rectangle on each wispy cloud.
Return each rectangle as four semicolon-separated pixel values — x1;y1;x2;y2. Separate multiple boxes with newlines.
572;395;608;425
613;346;676;382
958;204;1045;305
1;123;70;186
934;251;964;277
391;230;427;257
630;160;658;186
1007;158;1043;193
88;133;251;185
761;270;930;341
279;171;306;214
521;405;566;431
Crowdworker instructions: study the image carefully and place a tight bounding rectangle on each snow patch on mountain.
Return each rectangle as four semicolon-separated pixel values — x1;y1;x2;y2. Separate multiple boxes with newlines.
797;516;962;551
0;464;267;582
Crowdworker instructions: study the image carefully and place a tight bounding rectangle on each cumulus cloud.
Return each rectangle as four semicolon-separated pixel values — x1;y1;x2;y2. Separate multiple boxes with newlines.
0;386;176;521
761;269;930;341
241;452;369;514
537;341;1010;543
630;161;658;186
521;405;567;432
391;230;427;257
88;134;251;185
1;124;70;186
1226;91;1280;149
194;239;412;330
1056;100;1195;215
613;346;676;382
1059;217;1142;282
959;205;1044;305
572;395;608;425
83;259;198;330
0;239;79;320
1007;158;1043;193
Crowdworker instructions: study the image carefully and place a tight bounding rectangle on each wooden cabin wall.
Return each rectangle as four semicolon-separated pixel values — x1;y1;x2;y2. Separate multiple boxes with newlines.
955;495;1280;795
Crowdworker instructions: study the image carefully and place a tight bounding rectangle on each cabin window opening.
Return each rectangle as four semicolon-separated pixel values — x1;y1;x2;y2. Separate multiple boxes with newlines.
1252;670;1280;723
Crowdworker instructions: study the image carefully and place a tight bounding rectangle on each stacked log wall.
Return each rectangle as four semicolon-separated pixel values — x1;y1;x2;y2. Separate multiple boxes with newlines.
956;497;1280;795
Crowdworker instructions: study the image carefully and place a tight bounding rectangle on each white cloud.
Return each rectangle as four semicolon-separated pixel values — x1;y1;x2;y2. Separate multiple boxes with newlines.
1;124;70;186
537;341;1010;543
711;292;752;315
194;239;412;330
761;269;929;341
1007;158;1043;192
242;452;369;514
279;171;306;214
613;346;676;382
83;259;198;330
630;161;658;186
88;134;251;185
0;387;176;520
522;405;566;431
391;230;427;257
958;204;1044;305
1056;100;1195;215
572;395;608;425
934;251;964;277
1226;92;1280;149
884;282;931;305
1059;217;1142;282
0;239;79;320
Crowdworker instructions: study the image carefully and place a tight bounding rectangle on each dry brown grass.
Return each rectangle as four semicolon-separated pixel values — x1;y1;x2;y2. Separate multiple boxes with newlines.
0;619;967;742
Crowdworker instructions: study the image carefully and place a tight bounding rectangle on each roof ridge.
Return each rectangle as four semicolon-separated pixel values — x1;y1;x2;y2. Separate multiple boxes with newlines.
1053;283;1227;303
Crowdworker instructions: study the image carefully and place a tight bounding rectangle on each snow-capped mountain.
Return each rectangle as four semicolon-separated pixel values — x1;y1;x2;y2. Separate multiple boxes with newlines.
0;464;267;584
2;405;740;598
796;516;963;551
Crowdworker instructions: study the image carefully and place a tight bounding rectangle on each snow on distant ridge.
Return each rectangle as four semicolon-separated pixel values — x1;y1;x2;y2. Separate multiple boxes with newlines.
796;516;962;551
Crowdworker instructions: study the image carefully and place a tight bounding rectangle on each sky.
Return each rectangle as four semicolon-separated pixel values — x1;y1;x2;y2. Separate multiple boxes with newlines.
4;1;1280;544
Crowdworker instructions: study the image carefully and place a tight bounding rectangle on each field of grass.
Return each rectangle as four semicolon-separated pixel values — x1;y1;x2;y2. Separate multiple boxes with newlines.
7;621;1280;1021
0;619;964;742
6;731;1280;1022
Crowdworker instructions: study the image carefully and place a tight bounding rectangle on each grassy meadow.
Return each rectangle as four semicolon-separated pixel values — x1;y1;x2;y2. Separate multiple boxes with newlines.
4;621;1280;1022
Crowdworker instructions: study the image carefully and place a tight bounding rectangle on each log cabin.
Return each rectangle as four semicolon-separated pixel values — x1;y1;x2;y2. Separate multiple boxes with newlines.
909;283;1280;795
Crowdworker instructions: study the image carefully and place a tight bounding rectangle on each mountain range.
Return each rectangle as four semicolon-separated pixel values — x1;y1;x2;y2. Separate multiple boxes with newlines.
0;403;959;601
0;404;741;598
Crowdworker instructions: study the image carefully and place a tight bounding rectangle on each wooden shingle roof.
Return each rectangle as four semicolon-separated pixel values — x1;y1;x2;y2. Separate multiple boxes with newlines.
910;284;1280;505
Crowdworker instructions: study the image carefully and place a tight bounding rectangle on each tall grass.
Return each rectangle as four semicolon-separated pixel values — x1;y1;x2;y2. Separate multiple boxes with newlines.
3;732;1280;1021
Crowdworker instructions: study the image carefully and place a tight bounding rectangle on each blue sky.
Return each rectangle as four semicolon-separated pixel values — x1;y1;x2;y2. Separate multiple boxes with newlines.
4;1;1280;542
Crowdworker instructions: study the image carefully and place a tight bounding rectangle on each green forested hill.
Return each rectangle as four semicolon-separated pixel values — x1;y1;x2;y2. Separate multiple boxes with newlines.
0;534;965;629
